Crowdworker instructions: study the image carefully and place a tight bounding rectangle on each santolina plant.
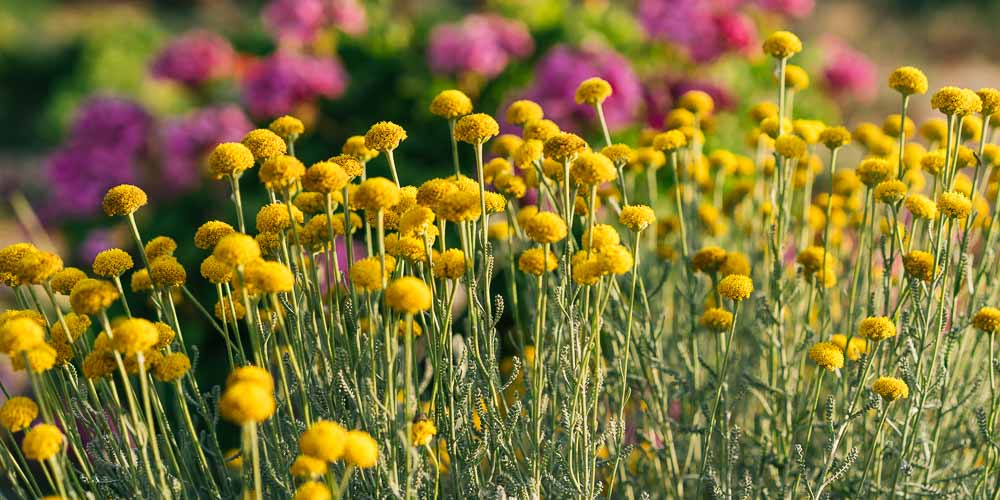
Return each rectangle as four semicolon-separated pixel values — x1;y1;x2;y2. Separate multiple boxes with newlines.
1;29;1000;499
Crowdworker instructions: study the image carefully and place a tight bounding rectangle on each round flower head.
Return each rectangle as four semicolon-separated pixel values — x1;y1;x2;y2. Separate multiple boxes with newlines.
919;150;945;177
342;135;378;162
269;115;305;140
977;88;1000;114
931;86;978;116
69;278;119;315
153;352;191;382
721;252;751;277
524;211;568;244
227;365;275;391
619;204;656;232
411;418;437;447
0;243;38;287
808;342;845;370
492;134;523;157
583;224;620;251
242;129;287;161
762;30;803;59
543;132;588;163
294;481;331;500
830;334;868;361
699;307;733;332
343;430;379;468
454;113;500;144
507;100;544;126
937;191;972;219
16;251;62;285
0;396;38;432
22;424;64;461
972;307;1000;333
652;130;687;152
149;255;186;288
857;158;891;187
144;236;177;261
50;267;87;295
299;419;347;462
903;250;935;282
888;66;928;95
213;233;262;267
774;135;806;159
430;90;473;119
385;277;432;314
12;344;56;373
328;154;364;179
245;260;294;294
302;161;349;194
882;114;915;138
92;249;133;277
522;119;560;142
818;126;852;150
219;382;275;424
111;318;159;355
103;184;148;216
290;455;328;478
692;246;727;274
356;177;401;212
194;221;236;250
872;376;909;401
570;152;616;186
0;317;45;355
761;117;792;139
678;90;715;117
596;244;633;276
859;316;896;341
256;202;304;233
518;247;558;276
781;65;810;91
349;256;395;292
259;155;306;192
82;351;115;379
209;143;255;178
718;274;753;301
433;249;467;280
575;77;613;105
874;179;907;205
130;269;152;292
365;121;407;151
50;312;91;344
904;194;937;221
795;246;826;274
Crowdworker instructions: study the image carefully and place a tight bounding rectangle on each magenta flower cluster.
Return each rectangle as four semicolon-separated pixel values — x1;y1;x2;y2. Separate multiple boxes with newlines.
427;14;533;78
263;0;367;44
150;30;235;87
241;52;349;118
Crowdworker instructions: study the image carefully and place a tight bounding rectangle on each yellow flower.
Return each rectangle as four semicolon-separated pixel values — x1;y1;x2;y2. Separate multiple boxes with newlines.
972;307;1000;333
904;194;937;220
872;376;909;401
874;179;907;205
300;420;347;462
920;150;945;177
601;144;632;166
356;177;401;212
774;135;806;159
454;113;500;144
16;250;63;285
678;90;715;117
978;88;1000;115
49;312;91;344
194;221;236;250
781;65;810;91
242;129;287;160
568;154;615;189
130;269;152;292
154;352;191;382
343;430;379;468
245;260;294;294
12;344;57;373
652;130;687;152
69;278;119;315
290;455;328;478
209;142;256;178
22;424;64;461
215;299;246;322
882;114;915;138
269;115;305;139
931;86;981;116
145;236;178;261
522;119;560;142
749;102;779;122
903;251;934;282
691;246;727;274
294;481;331;500
50;267;88;295
762;30;802;59
227;365;275;391
506;100;544;126
0;243;37;287
213;234;262;267
761;117;791;139
888;66;928;95
411;418;438;447
575;77;613;105
259;155;306;192
699;308;733;332
582;224;620;251
149;255;187;288
518;247;558;276
857;158;891;187
596;244;633;275
0;396;38;432
200;255;232;284
491;134;523;158
219;381;275;424
82;351;115;380
808;342;845;370
718;274;753;301
831;334;868;361
349;256;395;292
937;191;972;219
365;121;407;151
543;132;588;162
302;161;349;194
255;203;304;233
294;192;328;215
859;316;896;342
429;89;474;119
523;211;568;244
111;318;159;355
342;135;378;162
102;184;148;216
385;277;432;314
433;249;466;280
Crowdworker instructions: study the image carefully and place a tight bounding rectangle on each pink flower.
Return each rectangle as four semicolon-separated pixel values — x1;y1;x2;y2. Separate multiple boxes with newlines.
427;14;533;78
822;39;877;102
756;0;815;18
150;30;234;87
264;0;366;44
241;52;348;118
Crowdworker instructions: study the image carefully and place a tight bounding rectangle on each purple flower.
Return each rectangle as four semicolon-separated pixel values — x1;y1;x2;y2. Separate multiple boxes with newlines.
45;145;138;218
150;30;235;87
241;52;349;118
160;105;253;193
516;44;641;132
643;78;735;128
822;39;877;102
68;97;151;156
78;228;121;263
755;0;815;18
264;0;366;44
638;0;753;62
427;14;533;78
